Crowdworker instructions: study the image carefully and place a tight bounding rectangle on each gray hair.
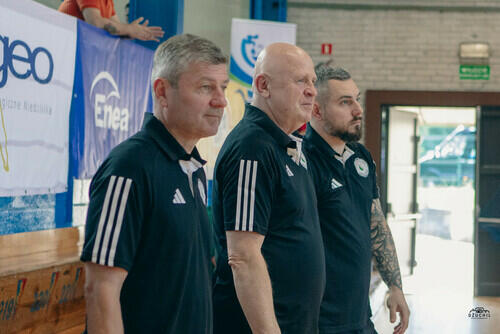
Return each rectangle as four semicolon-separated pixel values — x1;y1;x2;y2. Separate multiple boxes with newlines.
314;60;351;107
151;34;227;89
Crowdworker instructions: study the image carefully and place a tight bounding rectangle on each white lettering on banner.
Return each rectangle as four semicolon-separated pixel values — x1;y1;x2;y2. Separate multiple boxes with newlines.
94;94;105;128
90;71;129;132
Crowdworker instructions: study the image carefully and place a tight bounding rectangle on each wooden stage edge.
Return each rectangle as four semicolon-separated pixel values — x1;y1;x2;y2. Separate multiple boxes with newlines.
0;227;86;334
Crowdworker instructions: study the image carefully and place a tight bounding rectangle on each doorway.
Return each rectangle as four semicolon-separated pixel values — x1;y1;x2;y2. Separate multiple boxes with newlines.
366;91;500;333
389;106;476;295
365;90;500;296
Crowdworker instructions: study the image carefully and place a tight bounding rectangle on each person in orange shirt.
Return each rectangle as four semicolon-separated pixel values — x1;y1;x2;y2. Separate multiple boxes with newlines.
59;0;164;42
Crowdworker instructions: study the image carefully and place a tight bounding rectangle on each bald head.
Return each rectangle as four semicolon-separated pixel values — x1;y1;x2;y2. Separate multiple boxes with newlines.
253;43;312;90
251;43;317;134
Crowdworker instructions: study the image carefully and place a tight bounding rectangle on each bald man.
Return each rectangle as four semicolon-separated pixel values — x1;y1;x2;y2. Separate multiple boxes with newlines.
212;43;326;334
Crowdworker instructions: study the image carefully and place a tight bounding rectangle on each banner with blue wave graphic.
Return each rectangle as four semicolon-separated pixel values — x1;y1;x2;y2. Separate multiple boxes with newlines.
225;19;296;127
230;19;296;88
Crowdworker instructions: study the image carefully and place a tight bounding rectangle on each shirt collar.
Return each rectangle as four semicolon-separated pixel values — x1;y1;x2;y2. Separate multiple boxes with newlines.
142;112;206;165
305;125;338;157
244;104;295;148
305;125;355;164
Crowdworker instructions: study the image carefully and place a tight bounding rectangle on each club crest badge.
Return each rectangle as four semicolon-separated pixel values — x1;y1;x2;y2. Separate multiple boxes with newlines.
354;158;369;177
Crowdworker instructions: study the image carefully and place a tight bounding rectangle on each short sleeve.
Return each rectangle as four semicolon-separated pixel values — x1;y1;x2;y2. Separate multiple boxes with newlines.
218;146;275;236
80;167;147;271
76;0;101;11
110;0;116;17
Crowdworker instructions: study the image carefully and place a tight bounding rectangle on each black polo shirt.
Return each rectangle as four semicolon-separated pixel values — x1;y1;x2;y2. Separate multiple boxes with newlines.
81;112;213;334
212;104;326;334
303;126;379;333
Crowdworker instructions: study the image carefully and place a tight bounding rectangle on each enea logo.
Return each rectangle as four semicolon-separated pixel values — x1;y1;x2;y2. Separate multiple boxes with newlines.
90;71;129;132
0;34;54;88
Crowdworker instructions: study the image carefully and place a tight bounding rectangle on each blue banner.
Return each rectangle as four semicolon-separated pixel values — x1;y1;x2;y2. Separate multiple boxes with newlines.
74;22;154;179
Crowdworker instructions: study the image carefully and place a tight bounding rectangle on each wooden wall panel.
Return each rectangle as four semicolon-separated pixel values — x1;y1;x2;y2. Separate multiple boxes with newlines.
0;263;85;334
0;227;86;333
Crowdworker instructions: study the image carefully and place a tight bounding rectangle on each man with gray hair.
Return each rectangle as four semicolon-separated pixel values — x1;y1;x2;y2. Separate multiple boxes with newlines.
303;62;410;334
81;34;229;334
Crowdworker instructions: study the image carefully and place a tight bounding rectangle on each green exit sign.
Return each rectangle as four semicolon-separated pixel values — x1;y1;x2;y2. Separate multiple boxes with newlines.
460;65;490;80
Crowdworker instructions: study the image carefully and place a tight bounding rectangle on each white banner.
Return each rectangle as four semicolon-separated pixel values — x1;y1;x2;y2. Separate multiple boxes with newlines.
0;0;77;196
229;18;296;88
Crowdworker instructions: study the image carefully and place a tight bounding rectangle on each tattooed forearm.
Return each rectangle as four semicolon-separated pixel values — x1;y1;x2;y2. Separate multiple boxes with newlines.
103;23;119;35
370;199;403;290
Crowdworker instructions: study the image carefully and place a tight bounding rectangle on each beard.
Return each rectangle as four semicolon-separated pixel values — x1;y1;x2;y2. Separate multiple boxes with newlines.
323;118;362;143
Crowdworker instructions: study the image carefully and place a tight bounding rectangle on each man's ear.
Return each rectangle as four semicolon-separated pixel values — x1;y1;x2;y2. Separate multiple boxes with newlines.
153;78;170;109
312;102;322;121
254;73;270;98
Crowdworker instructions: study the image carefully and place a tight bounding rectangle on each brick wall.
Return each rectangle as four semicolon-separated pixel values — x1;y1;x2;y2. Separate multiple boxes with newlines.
288;1;500;94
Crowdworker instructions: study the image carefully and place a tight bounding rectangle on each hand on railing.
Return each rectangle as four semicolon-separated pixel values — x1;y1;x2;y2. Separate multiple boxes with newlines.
126;17;164;42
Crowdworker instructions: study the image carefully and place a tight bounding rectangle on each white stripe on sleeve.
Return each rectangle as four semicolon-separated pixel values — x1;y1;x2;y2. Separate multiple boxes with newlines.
241;160;252;231
235;160;245;231
248;161;258;232
107;178;133;266
92;175;117;263
99;176;125;265
234;160;259;232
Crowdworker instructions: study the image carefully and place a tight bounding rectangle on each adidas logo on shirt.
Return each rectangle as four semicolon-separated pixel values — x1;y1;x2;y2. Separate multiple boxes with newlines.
172;188;186;204
331;177;343;190
285;164;294;177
